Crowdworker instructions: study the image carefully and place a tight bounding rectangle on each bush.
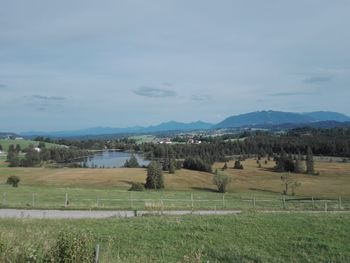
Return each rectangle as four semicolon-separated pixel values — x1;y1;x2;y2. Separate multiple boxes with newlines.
6;176;20;187
46;230;95;262
128;182;145;191
213;170;231;193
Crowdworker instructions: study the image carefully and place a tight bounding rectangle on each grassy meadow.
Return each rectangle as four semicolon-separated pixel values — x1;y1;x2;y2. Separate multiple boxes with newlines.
0;213;349;262
0;157;349;262
0;158;349;210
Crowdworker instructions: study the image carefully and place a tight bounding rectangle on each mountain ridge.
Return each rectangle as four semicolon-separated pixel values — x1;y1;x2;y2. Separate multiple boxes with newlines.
19;110;350;137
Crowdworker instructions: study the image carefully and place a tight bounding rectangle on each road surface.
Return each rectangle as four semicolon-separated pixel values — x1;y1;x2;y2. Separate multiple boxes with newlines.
0;209;242;219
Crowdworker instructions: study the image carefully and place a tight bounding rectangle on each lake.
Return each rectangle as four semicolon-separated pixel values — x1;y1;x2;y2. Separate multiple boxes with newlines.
79;151;149;168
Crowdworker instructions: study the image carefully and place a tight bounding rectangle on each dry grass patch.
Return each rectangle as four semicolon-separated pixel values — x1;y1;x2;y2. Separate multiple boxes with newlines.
213;159;350;198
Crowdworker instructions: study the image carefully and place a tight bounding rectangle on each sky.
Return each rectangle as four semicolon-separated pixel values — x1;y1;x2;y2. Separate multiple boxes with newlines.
1;0;350;132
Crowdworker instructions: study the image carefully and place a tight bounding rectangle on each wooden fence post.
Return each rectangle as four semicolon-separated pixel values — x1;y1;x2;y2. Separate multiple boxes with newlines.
96;197;99;207
64;192;68;207
161;196;164;215
253;195;256;208
312;196;315;209
130;192;133;209
191;194;194;212
2;192;6;206
324;202;328;212
32;193;35;207
282;196;286;209
222;194;225;208
339;196;342;210
95;244;100;263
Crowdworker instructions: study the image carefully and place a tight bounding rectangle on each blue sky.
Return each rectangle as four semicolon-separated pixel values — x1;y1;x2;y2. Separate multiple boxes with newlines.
1;0;350;132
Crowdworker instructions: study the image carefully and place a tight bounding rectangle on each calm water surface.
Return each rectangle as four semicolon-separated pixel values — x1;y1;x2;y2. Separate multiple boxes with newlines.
80;151;149;168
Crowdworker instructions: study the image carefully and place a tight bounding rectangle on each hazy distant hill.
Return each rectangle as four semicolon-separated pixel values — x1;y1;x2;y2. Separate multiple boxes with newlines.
19;110;350;137
303;111;350;122
214;110;350;129
0;132;17;139
214;111;313;129
20;121;213;138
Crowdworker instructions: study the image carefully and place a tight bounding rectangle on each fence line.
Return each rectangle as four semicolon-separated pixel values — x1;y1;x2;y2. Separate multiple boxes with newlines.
1;191;348;211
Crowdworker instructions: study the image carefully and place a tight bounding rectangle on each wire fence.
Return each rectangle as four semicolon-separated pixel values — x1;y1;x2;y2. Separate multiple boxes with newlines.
1;191;349;212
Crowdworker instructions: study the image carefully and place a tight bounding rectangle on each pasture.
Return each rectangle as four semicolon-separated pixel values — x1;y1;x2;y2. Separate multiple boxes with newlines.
0;159;349;210
0;213;349;262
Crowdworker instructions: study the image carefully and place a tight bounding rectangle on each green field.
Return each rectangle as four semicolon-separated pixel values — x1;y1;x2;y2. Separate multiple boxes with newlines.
0;158;349;211
0;139;60;152
1;213;349;262
0;184;348;211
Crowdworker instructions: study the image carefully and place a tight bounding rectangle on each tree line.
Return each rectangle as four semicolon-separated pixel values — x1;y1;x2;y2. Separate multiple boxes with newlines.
6;143;88;167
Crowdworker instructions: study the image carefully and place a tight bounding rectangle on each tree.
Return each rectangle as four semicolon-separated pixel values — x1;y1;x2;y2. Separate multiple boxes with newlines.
280;173;301;195
0;144;2;151
145;161;164;189
294;153;305;173
22;145;41;167
124;154;139;168
6;144;20;167
168;158;176;174
233;160;243;169
306;146;315;175
7;175;20;187
274;149;295;173
213;170;231;193
15;144;21;153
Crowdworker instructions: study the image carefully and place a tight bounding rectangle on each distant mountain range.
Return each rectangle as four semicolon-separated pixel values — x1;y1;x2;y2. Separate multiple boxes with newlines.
214;110;350;129
18;110;350;138
20;121;213;137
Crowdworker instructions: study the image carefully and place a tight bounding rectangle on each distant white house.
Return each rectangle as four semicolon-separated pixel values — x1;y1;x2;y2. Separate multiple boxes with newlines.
187;139;202;144
34;147;41;152
159;138;172;144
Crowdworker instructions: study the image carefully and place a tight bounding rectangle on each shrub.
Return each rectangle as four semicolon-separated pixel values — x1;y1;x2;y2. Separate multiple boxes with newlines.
213;170;231;193
6;176;20;187
129;182;145;191
45;230;95;262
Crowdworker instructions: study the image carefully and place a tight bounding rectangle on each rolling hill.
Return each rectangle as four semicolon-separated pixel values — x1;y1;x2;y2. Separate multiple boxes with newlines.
214;110;350;129
18;110;350;137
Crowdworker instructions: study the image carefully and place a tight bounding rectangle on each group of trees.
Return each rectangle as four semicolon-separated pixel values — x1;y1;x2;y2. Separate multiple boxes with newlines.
182;157;212;173
123;154;140;168
274;147;315;175
140;128;350;168
6;143;88;167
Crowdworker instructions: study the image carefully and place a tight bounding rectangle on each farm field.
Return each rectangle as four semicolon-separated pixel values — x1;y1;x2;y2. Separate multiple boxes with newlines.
0;213;349;262
0;159;349;210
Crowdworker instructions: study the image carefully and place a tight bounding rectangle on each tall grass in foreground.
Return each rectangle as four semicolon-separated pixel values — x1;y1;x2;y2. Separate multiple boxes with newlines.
0;213;349;262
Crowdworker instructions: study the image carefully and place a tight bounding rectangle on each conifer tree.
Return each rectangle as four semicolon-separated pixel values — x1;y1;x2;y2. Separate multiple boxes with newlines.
306;146;315;175
145;161;164;189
